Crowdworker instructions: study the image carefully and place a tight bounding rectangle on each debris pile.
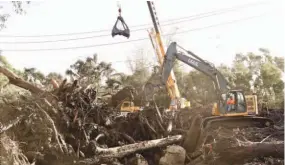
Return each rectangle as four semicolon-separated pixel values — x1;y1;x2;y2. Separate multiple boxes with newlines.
0;67;284;165
0;77;183;165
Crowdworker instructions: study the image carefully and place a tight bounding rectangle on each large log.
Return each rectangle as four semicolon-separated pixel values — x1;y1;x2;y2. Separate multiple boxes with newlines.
93;135;183;158
212;141;284;164
0;66;57;103
0;66;44;94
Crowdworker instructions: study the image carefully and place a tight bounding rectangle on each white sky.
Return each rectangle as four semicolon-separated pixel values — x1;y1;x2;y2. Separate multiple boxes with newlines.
0;0;284;76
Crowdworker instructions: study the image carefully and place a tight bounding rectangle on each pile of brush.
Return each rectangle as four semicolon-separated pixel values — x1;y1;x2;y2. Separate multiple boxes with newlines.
0;66;284;165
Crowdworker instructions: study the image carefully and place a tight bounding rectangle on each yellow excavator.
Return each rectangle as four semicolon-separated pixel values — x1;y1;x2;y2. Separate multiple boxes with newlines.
161;42;273;129
160;42;274;153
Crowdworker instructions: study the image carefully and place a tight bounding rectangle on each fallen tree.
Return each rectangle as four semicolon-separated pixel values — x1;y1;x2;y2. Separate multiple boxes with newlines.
0;66;44;94
214;141;284;164
188;126;284;165
93;135;182;158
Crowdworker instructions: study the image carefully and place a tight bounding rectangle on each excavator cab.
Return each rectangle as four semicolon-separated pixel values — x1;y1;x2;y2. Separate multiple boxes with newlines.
207;89;273;130
213;90;247;116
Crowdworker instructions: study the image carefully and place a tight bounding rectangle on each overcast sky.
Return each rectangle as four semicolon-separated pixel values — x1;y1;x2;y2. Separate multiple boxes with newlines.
0;0;284;76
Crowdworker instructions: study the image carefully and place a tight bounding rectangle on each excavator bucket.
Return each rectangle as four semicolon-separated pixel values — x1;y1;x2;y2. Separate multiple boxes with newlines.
161;42;177;85
111;16;130;38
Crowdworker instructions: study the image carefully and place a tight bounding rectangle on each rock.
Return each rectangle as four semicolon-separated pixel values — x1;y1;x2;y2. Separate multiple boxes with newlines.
159;145;186;165
128;154;149;165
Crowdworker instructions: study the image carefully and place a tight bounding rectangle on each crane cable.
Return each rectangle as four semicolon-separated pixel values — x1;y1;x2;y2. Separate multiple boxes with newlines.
0;14;266;52
117;1;121;16
0;0;270;38
0;10;270;43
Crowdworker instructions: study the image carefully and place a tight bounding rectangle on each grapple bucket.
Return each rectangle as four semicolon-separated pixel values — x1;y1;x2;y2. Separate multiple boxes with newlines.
112;16;130;38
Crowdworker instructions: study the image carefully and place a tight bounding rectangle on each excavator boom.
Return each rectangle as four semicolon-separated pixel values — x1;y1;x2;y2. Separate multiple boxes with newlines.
162;42;229;95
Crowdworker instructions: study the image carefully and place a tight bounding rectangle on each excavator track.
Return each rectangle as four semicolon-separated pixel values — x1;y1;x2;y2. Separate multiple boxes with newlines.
201;116;274;130
181;115;274;154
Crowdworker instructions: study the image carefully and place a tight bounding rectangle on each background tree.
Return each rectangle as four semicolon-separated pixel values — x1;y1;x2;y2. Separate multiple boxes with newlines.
46;72;63;82
177;49;284;109
0;1;30;29
125;48;151;88
67;54;114;88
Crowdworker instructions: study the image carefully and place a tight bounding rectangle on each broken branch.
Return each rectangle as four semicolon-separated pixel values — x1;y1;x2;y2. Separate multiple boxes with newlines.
0;115;24;134
93;135;182;158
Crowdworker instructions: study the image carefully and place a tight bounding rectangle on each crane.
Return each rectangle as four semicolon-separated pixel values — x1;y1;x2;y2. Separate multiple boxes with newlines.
161;42;273;128
148;29;190;110
111;1;190;111
146;1;190;110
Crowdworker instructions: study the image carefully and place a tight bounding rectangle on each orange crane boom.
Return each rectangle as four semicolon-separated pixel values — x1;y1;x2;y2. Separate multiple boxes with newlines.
147;1;190;110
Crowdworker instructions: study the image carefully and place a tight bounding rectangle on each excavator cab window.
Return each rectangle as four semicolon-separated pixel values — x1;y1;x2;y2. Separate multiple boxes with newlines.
122;102;130;107
224;91;247;113
111;4;130;38
225;93;236;112
236;92;246;112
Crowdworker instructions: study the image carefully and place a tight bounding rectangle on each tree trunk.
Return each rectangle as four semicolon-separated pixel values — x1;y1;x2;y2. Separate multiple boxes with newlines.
0;66;44;94
93;135;183;158
0;66;56;102
212;142;284;164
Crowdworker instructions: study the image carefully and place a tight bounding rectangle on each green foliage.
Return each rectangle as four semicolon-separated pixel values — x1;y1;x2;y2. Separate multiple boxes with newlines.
181;71;216;106
23;67;45;82
11;1;30;14
274;57;284;72
67;54;114;88
46;72;63;81
126;57;151;88
0;46;282;109
231;55;252;92
114;46;283;109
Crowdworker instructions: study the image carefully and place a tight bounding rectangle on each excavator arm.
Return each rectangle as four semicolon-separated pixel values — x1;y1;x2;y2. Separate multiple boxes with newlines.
162;42;230;97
